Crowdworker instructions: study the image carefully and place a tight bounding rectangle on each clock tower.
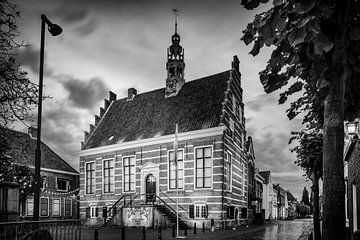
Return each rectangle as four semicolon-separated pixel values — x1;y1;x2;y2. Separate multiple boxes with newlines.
165;9;185;98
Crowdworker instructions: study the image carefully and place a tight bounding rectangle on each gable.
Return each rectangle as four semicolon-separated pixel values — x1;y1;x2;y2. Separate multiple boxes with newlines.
1;128;78;174
84;71;231;149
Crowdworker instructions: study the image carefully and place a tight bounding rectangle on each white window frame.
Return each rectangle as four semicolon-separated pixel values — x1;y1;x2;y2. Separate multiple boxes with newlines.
194;146;213;190
102;158;115;194
52;198;61;217
168;149;185;191
194;204;207;219
26;196;34;216
56;177;70;192
225;152;232;191
40;197;49;217
90;206;97;218
123;155;136;193
232;94;236;113
64;198;72;217
85;161;96;195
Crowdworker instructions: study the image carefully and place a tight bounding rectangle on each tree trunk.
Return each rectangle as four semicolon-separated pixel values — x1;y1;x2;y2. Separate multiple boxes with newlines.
322;0;350;239
313;175;321;240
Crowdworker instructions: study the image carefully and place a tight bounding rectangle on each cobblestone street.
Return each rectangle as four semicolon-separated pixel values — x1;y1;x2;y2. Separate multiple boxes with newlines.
83;219;312;240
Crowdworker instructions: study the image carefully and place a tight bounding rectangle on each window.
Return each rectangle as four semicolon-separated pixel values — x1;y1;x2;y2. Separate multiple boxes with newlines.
103;159;114;193
52;198;61;216
86;162;95;194
123;156;135;192
239;106;243;122
64;199;72;216
57;178;69;192
195;147;212;188
225;152;232;191
229;119;234;139
26;197;34;216
169;150;184;189
91;206;98;218
227;206;235;219
189;204;208;219
232;94;236;112
40;197;49;217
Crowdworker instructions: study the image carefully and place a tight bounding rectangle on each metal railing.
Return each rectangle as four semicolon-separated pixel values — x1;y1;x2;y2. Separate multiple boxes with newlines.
0;220;81;240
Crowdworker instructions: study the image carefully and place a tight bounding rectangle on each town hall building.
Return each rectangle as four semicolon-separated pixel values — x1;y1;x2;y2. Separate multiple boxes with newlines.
79;20;254;229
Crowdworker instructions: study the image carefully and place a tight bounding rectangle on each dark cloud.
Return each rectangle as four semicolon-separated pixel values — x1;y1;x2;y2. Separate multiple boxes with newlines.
60;77;108;110
15;45;40;74
41;101;87;169
52;2;89;24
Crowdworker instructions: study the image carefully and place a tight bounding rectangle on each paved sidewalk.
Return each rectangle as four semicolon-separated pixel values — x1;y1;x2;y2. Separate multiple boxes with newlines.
82;219;313;240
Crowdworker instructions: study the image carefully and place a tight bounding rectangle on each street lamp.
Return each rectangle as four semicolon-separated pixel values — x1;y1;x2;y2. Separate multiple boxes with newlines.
33;14;62;221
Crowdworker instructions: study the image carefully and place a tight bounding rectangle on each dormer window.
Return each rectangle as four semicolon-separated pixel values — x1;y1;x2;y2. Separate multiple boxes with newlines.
57;178;70;192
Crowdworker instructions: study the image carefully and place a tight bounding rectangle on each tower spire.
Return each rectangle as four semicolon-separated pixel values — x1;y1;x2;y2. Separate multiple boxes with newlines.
165;8;185;98
172;8;179;34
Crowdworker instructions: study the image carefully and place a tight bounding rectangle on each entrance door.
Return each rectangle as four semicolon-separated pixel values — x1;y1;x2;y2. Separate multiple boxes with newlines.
146;174;156;204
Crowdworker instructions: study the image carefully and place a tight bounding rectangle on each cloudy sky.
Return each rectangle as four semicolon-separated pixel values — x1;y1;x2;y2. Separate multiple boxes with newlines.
13;0;311;199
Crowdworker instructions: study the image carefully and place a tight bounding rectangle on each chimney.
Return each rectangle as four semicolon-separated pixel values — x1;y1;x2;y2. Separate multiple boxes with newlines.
127;88;137;101
109;91;117;102
28;126;37;139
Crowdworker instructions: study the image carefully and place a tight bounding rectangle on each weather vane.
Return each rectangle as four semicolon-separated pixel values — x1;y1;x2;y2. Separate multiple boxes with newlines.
172;8;179;33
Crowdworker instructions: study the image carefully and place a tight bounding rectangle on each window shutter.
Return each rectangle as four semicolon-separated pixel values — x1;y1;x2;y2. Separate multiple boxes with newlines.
95;207;99;217
103;206;107;218
86;207;90;218
189;205;194;219
205;205;209;218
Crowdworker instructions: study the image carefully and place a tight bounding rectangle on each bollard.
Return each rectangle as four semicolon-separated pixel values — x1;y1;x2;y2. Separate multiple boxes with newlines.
211;219;215;232
202;222;205;233
158;226;162;240
94;229;98;240
121;226;126;240
184;226;187;236
172;224;176;238
142;226;146;240
194;223;197;235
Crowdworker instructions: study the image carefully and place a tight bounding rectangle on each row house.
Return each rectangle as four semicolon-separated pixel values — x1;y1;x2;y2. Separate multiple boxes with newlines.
344;121;360;236
79;23;254;229
259;171;275;220
2;127;79;220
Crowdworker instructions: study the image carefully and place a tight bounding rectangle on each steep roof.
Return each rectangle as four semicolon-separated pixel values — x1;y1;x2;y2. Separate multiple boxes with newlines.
259;171;270;184
1;128;78;174
85;71;231;149
287;190;297;202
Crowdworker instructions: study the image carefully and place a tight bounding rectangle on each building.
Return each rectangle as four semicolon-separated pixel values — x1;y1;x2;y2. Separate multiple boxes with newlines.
2;127;79;220
286;190;297;219
78;21;253;229
252;168;265;224
259;170;274;220
273;184;287;219
344;134;360;235
247;137;256;224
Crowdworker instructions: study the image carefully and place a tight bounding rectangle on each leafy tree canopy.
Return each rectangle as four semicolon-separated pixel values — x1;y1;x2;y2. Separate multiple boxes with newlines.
241;0;360;124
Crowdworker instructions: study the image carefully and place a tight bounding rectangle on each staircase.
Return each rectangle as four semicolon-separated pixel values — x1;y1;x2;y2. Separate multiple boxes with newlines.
154;204;188;229
100;193;189;229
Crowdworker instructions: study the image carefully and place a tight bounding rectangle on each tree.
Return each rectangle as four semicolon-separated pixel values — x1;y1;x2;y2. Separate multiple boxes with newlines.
241;0;360;238
0;0;38;127
291;128;323;240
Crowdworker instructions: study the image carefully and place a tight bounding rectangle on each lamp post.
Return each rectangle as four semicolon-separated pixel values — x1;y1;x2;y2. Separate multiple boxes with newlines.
33;14;62;221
